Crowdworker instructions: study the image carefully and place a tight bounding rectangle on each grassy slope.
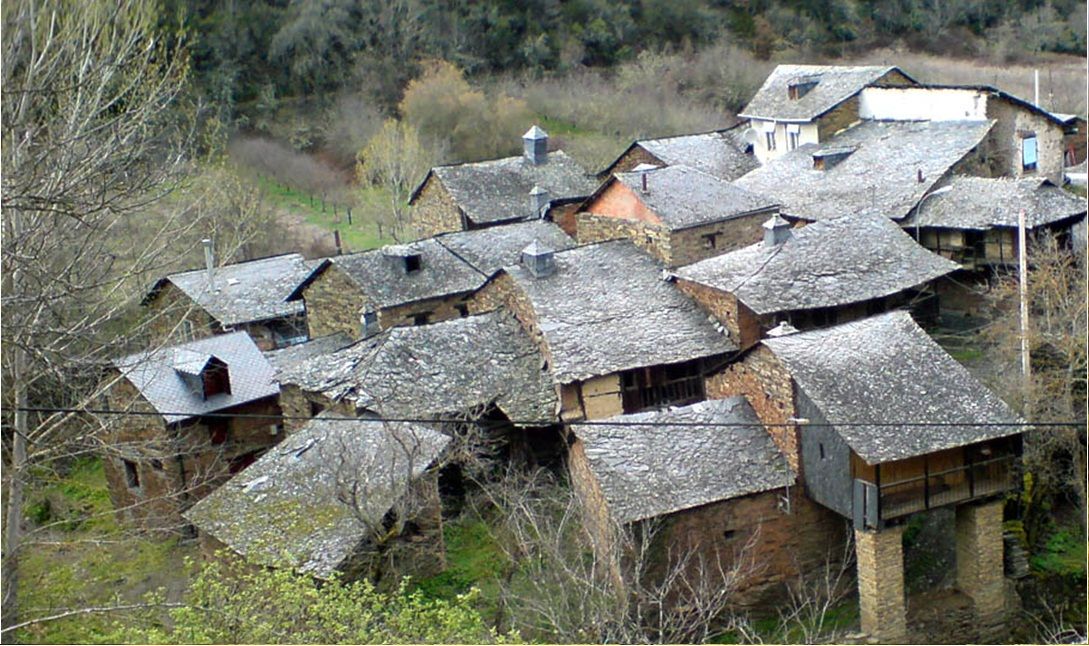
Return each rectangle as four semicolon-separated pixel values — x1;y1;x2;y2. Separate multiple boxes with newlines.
16;459;196;644
254;175;393;252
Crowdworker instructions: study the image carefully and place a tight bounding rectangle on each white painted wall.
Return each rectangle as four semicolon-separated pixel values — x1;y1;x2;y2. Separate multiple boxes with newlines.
751;119;820;163
859;87;989;121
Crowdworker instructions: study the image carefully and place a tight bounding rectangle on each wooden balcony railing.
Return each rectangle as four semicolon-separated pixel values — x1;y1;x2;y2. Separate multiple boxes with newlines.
853;454;1016;528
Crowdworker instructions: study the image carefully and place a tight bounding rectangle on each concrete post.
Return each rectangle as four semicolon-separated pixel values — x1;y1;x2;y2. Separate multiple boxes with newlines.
855;525;907;644
955;500;1006;641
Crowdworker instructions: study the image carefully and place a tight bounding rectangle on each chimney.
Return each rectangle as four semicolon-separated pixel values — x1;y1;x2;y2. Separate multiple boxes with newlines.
917;168;924;183
382;245;423;274
763;214;792;248
202;238;216;290
631;163;659;193
520;240;555;278
530;185;550;217
523;125;549;166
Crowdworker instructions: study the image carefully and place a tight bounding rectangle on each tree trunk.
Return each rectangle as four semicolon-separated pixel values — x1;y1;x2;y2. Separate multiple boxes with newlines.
2;351;29;634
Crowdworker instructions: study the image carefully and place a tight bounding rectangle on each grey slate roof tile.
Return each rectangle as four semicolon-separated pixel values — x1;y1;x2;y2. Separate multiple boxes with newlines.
606;165;779;230
416;151;598;226
674;213;959;315
573;397;794;524
740;65;909;121
435;220;576;275
113;332;279;424
184;411;449;578
735;119;995;222
152;254;312;326
631;130;759;181
901;176;1088;230
504;240;736;384
278;312;557;424
763;311;1024;464
264;333;354;374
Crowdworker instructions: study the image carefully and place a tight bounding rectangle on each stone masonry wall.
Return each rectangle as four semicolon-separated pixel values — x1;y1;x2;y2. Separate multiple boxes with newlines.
601;145;662;179
705;345;800;472
674;278;766;349
855;525;907;644
955;499;1006;641
376;293;473;329
668;211;773;267
658;488;850;613
410;176;465;238
987;97;1066;183
304;264;367;340
817;96;862;142
575;212;673;265
146;282;221;344
278;385;353;434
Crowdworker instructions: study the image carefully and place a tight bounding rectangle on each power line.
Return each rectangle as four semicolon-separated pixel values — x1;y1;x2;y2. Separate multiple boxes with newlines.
13;406;1082;428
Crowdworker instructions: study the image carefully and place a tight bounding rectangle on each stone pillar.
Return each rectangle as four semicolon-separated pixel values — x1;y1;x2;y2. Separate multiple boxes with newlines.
855;526;907;644
955;500;1006;641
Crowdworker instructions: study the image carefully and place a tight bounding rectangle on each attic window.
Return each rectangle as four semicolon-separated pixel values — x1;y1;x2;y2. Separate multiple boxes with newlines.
123;460;140;489
412;312;431;326
701;233;718;250
1021;133;1038;171
208;418;228;445
201;360;231;398
788;79;819;100
404;253;422;272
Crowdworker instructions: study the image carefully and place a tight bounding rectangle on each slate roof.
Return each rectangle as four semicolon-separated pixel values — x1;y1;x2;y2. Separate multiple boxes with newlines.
763;311;1024;464
290;238;486;308
411;151;598;226
674;213;959;315
605;165;778;230
735;119;995;222
184;412;449;578
504;240;736;384
741;65;911;122
604;129;759;181
264;332;354;374
435;220;576;275
277;312;557;424
147;254;312;326
900;176;1088;230
573;397;793;524
113;332;279;424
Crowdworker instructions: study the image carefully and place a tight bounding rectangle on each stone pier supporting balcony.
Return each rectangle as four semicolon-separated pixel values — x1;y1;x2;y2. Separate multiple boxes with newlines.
955;499;1006;641
855;525;907;644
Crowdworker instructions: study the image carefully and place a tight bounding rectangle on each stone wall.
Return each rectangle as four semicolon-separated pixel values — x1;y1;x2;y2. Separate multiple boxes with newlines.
602;145;662;179
102;374;284;533
304;264;367;340
954;499;1006;641
656;488;850;612
817;96;862;142
575;212;671;264
705;345;800;472
668;212;772;266
278;385;353;434
376;293;473;329
145;282;221;344
855;525;907;644
410;175;466;238
986;97;1066;183
567;437;623;584
674;278;766;349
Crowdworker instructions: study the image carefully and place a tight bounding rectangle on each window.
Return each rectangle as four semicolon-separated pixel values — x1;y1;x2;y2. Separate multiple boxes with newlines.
1021;134;1038;171
456;304;470;317
180;320;194;341
208;418;228;445
722;529;737;541
269;423;283;436
818;443;825;460
620;360;705;413
701;233;717;250
412;312;431;326
309;400;326;417
201;359;231;399
788;131;800;151
361;310;379;337
404;254;422;272
765;130;777;151
123;460;140;489
150;458;163;470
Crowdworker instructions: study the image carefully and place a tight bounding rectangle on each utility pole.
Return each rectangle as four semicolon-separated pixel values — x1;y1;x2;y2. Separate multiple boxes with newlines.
1018;208;1031;403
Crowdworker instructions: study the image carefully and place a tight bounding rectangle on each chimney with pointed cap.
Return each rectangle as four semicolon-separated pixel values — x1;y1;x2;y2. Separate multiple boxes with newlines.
523;125;549;165
763;214;792;248
530;185;549;217
202;238;216;291
521;240;555;278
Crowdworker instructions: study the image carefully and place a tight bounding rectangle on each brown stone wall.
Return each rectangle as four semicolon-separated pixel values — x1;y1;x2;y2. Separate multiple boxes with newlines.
668;211;772;266
410;175;466;238
376;293;473;329
955;499;1006;641
817;96;861;141
987;98;1066;183
855;525;907;644
278;385;351;434
303;264;367;340
145;282;221;344
705;345;800;472
656;488;850;612
102;373;284;533
568;438;622;580
546;201;583;238
600;145;663;179
674;278;767;349
575;212;672;265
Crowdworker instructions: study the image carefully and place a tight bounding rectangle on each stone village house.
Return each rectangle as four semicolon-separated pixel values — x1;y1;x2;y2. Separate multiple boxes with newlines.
289;220;573;341
144;250;314;350
568;397;848;611
102;332;283;533
705;311;1023;643
408;126;598;238
671;213;960;349
469;240;736;421
184;412;451;583
575;164;780;267
599;126;758;182
739;65;917;163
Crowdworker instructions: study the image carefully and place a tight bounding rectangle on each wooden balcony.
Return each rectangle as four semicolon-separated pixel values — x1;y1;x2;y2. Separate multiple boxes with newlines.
853;454;1016;529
